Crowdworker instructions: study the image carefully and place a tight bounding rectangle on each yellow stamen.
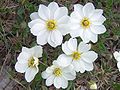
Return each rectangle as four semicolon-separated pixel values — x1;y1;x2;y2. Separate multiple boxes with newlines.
81;18;90;29
53;68;62;76
28;57;39;67
46;20;57;31
72;51;81;60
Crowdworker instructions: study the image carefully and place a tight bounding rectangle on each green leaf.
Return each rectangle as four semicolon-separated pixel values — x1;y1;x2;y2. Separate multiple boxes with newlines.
17;7;25;20
112;83;120;90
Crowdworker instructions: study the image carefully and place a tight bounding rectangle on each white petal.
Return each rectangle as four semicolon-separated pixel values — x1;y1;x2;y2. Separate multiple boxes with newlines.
78;60;86;73
57;54;72;67
21;46;42;59
84;62;94;71
72;61;80;72
85;29;98;43
90;9;103;21
69;23;81;30
46;75;55;86
17;52;30;63
53;77;68;89
22;47;31;54
81;51;98;63
52;60;60;66
54;7;68;20
63;64;74;73
51;30;63;46
72;61;85;73
41;71;51;79
89;31;98;43
63;73;75;80
31;46;43;58
15;62;28;73
61;78;68;89
70;18;80;25
30;23;45;36
30;12;40;20
67;38;77;51
117;62;120;69
54;77;62;89
62;41;73;55
48;2;59;18
74;4;83;11
70;11;82;20
80;30;90;43
28;19;45;28
83;3;95;17
70;69;76;76
22;47;34;55
91;25;106;34
25;67;39;82
38;4;50;20
72;60;80;72
92;15;106;25
84;29;98;43
37;30;49;45
74;4;84;18
78;42;91;53
58;24;71;35
47;32;57;47
114;51;120;61
58;15;69;24
70;29;83;38
22;47;29;52
46;67;55;75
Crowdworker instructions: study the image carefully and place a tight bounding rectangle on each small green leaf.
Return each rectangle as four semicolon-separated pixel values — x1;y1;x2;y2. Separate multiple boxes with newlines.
112;83;120;90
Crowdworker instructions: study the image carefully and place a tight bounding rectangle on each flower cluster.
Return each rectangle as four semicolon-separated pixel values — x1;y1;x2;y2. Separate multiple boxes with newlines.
14;2;117;89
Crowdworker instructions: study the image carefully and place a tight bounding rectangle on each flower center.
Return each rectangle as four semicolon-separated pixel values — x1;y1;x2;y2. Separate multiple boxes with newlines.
53;68;62;77
81;18;90;28
28;57;39;67
72;51;81;60
46;20;57;31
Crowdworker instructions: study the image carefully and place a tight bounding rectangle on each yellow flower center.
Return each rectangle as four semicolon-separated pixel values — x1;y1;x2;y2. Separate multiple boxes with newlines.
46;20;57;31
72;51;81;60
28;57;39;67
81;18;90;29
53;68;62;77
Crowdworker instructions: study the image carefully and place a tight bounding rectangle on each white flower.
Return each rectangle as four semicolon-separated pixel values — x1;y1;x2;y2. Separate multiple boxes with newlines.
69;3;106;43
113;51;120;71
15;46;43;82
28;2;70;47
41;60;76;89
57;38;98;73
